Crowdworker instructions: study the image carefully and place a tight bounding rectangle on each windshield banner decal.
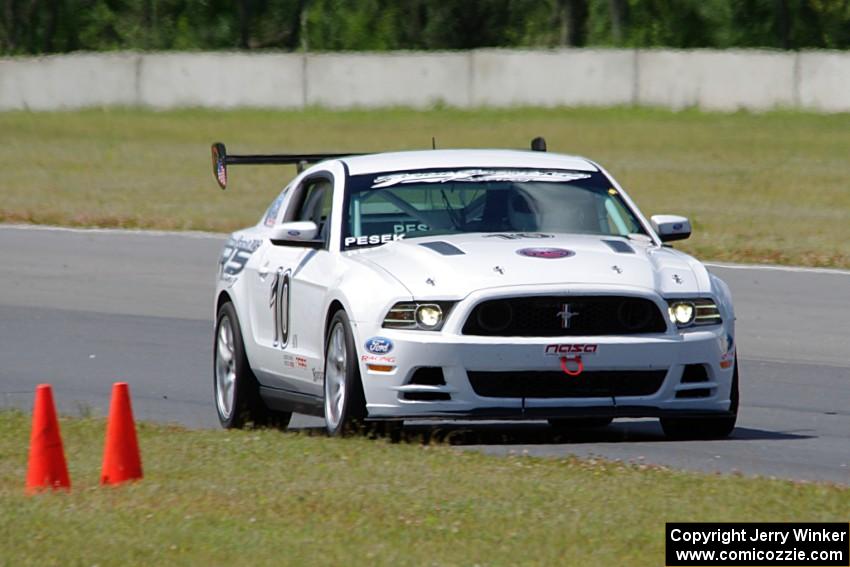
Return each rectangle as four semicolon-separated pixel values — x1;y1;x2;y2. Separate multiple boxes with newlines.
371;170;591;189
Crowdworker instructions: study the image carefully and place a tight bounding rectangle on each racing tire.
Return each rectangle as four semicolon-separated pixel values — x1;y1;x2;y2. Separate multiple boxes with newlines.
660;357;739;440
548;417;614;431
214;302;292;429
323;310;367;437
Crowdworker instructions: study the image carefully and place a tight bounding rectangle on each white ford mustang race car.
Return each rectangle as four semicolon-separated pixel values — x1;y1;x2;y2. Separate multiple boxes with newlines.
211;140;738;438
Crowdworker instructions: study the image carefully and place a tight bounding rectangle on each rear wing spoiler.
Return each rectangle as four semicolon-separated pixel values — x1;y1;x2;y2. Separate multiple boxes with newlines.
210;137;549;190
210;142;361;190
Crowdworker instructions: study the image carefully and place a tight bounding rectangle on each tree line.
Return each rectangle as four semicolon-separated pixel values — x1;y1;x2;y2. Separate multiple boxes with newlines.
3;0;849;55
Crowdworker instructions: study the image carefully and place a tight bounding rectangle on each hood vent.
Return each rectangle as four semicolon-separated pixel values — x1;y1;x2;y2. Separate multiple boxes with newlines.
602;239;635;254
419;241;465;256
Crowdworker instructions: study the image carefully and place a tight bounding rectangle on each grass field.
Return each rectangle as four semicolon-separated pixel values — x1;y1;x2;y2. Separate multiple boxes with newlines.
1;107;849;267
1;411;848;566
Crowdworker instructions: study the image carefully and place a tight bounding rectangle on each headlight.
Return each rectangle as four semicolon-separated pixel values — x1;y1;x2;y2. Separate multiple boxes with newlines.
668;302;695;325
667;299;721;328
383;301;454;331
416;304;442;329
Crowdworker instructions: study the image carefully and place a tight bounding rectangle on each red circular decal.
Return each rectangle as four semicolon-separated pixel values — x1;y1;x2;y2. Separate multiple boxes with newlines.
516;247;575;259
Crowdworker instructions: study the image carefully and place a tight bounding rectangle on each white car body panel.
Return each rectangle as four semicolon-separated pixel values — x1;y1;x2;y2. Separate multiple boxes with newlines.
214;149;736;421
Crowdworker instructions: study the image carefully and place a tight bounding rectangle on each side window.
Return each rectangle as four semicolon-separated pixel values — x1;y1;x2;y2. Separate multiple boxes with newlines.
263;185;291;227
284;175;335;241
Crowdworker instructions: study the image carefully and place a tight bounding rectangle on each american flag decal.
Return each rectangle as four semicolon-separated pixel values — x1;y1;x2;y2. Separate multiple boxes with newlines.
211;143;227;189
216;160;227;187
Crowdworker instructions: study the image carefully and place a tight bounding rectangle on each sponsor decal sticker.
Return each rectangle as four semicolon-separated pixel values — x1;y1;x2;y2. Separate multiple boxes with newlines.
544;344;598;356
720;335;736;368
364;337;393;354
312;369;324;383
516;247;575;259
371;170;591;188
361;354;396;364
344;234;405;248
483;233;553;240
393;223;429;234
296;356;307;369
219;236;263;279
283;354;295;368
264;192;286;227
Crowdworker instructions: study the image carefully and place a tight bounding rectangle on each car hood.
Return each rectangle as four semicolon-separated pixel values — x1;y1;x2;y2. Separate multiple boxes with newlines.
347;233;709;299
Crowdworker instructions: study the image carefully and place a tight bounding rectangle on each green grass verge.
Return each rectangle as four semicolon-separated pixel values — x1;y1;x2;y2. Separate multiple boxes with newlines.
1;107;849;267
1;411;847;566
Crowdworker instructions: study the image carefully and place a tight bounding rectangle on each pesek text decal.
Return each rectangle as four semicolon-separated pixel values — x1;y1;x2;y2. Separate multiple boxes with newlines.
344;234;405;248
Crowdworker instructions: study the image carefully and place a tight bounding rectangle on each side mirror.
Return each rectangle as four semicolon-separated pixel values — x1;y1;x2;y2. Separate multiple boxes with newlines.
651;215;691;242
269;221;323;248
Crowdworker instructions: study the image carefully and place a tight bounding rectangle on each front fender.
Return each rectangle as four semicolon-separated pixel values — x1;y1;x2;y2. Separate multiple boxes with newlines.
709;271;735;337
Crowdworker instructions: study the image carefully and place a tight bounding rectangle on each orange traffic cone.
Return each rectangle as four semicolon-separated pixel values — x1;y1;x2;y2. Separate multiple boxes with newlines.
26;384;71;494
100;382;143;485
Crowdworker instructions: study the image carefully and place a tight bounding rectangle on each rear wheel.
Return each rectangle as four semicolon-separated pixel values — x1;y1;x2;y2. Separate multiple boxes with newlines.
323;310;367;436
214;302;292;429
660;357;739;440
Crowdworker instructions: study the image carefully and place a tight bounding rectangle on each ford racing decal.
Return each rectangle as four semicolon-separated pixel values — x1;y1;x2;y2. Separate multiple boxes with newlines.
364;337;394;354
361;354;396;364
516;247;575;259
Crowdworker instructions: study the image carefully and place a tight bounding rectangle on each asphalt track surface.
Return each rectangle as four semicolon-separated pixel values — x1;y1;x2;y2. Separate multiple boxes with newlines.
1;225;848;484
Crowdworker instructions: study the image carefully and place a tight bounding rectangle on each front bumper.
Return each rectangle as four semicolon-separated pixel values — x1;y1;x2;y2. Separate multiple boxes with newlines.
356;326;735;420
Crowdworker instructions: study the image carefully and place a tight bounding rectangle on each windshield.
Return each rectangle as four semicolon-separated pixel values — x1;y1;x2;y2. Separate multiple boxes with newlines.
342;168;647;249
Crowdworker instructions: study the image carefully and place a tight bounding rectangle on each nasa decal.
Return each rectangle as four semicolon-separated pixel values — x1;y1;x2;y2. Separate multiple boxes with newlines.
516;247;575;259
364;336;393;354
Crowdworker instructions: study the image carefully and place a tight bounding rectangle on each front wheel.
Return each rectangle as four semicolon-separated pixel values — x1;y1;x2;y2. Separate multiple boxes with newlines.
660;357;739;440
323;310;367;436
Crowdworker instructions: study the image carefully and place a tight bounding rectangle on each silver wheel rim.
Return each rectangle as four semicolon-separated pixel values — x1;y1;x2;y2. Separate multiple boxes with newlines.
215;315;237;420
324;322;347;431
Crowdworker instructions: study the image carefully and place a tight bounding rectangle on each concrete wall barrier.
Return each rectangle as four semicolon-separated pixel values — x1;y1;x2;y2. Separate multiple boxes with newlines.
638;50;797;111
305;52;470;108
799;52;850;112
0;53;138;110
471;49;635;107
138;53;304;109
1;48;848;112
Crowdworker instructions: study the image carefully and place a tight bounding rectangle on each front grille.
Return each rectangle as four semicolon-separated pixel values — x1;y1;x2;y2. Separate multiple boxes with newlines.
467;370;667;398
462;296;667;337
402;367;450;401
